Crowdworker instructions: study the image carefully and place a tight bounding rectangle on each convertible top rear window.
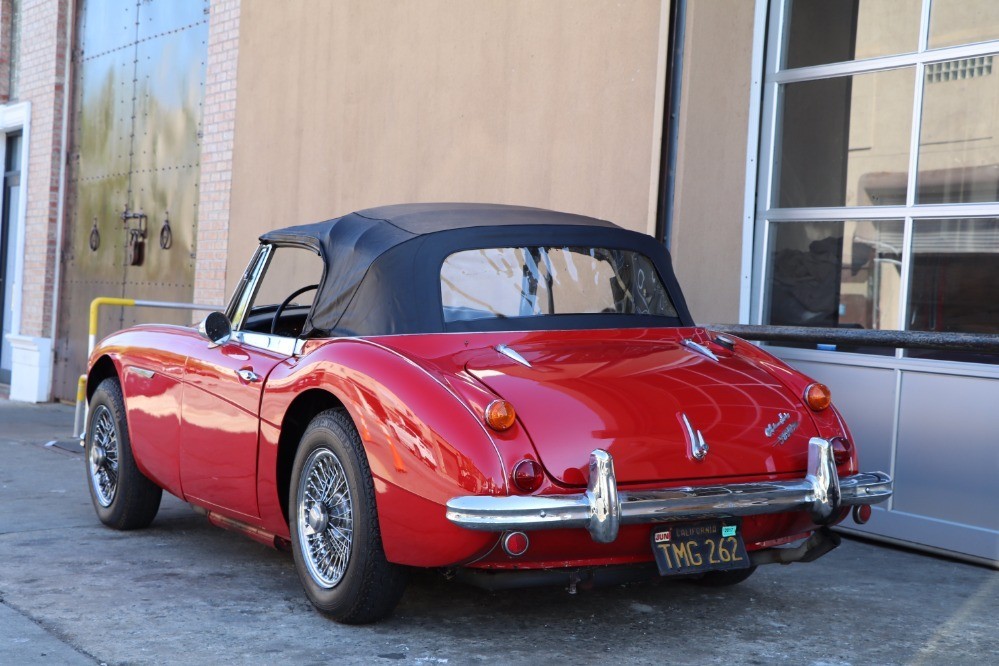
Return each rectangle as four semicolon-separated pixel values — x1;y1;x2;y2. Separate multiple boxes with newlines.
441;246;678;323
256;204;694;336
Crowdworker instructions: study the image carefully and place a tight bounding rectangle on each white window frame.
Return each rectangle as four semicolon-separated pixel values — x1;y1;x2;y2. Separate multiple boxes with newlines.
0;101;30;353
747;0;999;373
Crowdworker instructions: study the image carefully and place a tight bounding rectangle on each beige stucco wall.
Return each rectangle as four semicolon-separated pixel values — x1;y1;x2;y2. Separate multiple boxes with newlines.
226;0;670;294
670;0;756;325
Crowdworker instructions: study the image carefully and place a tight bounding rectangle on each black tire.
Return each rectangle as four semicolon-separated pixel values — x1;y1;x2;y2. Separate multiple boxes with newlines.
691;565;757;587
85;377;162;529
289;409;407;624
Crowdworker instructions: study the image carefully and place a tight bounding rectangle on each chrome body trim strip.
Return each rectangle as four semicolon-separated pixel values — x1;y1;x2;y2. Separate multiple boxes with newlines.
494;343;532;368
128;366;155;379
445;438;893;544
682;338;719;361
232;330;298;356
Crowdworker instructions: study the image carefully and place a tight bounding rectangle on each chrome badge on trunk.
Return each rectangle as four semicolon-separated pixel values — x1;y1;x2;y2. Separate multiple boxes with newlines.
765;411;799;445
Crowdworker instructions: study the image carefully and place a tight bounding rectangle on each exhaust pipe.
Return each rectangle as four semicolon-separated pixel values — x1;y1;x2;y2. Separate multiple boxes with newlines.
750;527;841;566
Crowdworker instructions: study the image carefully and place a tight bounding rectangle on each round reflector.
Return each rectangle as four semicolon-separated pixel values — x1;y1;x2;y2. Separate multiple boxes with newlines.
502;531;530;557
512;458;544;492
804;383;832;411
852;504;872;525
485;400;517;431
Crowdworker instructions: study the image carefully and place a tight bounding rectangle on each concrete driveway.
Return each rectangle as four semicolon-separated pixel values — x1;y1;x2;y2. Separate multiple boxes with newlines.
1;400;995;665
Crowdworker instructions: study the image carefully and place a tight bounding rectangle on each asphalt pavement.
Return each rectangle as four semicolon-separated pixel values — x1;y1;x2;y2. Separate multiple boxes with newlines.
0;398;996;665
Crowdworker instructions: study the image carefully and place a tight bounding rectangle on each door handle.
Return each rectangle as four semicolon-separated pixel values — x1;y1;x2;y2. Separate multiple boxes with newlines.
237;369;260;383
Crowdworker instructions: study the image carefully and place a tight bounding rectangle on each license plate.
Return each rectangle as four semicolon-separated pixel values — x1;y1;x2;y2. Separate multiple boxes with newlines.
650;520;750;576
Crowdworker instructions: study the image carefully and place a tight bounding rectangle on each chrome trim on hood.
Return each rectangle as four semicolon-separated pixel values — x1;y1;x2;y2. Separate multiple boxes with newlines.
494;343;532;368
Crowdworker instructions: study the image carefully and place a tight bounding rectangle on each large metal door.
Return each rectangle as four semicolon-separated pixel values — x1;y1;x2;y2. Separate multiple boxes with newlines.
54;0;209;400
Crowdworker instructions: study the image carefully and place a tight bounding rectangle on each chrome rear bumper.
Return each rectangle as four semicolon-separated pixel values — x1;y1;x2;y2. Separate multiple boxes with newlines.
446;437;892;544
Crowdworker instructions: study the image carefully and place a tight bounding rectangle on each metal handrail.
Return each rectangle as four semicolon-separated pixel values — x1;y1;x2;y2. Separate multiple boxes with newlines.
74;297;222;439
707;324;999;353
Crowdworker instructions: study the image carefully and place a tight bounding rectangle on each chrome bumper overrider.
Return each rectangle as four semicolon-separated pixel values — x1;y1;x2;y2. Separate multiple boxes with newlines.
445;437;893;544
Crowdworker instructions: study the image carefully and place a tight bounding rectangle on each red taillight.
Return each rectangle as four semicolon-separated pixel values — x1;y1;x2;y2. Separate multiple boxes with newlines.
512;458;544;492
804;383;832;411
502;531;529;556
831;437;853;465
485;400;517;431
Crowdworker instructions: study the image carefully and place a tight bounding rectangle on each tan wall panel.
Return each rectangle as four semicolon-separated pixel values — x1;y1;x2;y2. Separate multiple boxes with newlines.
227;0;668;293
670;0;755;325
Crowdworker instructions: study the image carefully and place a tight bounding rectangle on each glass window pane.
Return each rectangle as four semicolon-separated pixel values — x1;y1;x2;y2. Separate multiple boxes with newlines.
252;246;323;309
241;246;324;336
440;247;677;322
916;57;999;203
784;0;921;69
907;218;999;363
928;0;999;50
907;218;999;333
765;220;903;351
776;69;914;208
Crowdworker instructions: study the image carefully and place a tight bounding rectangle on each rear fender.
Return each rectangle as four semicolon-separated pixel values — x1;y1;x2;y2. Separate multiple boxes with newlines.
716;332;857;473
259;338;506;566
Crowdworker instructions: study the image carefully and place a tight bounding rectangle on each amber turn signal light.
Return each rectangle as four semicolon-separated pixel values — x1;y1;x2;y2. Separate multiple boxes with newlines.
485;399;517;431
804;383;831;411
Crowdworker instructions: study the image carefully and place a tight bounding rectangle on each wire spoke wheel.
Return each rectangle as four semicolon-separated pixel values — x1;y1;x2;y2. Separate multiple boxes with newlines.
297;448;353;588
84;377;161;530
88;404;120;507
289;409;406;622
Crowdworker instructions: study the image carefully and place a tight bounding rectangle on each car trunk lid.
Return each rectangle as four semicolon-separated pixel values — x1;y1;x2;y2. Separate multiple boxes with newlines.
464;333;816;487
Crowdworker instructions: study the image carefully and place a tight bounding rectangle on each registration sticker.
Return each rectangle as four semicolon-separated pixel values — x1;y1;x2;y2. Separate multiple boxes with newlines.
722;525;736;538
654;529;672;544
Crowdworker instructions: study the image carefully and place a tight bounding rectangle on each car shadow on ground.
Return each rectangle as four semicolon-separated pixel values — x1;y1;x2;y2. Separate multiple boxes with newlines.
3;440;994;664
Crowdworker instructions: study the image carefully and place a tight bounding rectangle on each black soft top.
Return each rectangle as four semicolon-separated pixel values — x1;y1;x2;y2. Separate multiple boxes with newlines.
259;203;694;337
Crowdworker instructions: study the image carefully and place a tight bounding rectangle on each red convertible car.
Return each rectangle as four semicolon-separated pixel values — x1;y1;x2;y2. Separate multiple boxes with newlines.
84;203;892;623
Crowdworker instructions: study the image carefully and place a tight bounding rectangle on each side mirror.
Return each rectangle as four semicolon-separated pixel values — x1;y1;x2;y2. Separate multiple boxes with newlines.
199;311;232;347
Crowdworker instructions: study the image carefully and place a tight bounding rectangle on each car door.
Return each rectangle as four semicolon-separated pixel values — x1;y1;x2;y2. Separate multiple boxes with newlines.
179;243;323;519
179;338;288;519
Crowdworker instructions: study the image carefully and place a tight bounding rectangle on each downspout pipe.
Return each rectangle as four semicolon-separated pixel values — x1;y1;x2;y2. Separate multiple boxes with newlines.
655;0;686;249
48;0;76;400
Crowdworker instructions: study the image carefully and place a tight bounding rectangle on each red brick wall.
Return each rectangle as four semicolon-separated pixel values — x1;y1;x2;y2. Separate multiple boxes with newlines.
194;0;241;309
18;0;70;338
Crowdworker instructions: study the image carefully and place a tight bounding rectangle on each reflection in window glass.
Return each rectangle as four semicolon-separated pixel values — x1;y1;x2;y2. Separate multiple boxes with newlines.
776;69;914;208
784;0;920;69
916;57;999;204
928;0;999;50
907;219;999;363
440;247;677;322
765;221;903;349
908;218;999;332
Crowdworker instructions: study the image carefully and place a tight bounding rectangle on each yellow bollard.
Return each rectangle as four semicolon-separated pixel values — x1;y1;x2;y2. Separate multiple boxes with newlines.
73;374;87;441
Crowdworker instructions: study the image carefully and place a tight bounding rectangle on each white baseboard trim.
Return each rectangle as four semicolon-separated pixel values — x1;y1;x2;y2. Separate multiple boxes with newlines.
6;335;52;403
